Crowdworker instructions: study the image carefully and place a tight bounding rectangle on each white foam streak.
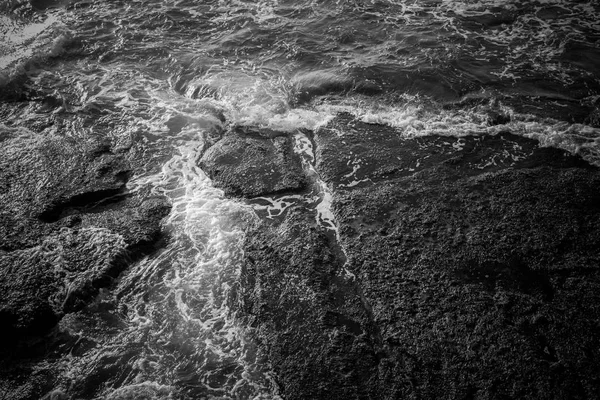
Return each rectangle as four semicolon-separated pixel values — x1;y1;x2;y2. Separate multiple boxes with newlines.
104;136;279;397
315;181;338;236
252;195;306;219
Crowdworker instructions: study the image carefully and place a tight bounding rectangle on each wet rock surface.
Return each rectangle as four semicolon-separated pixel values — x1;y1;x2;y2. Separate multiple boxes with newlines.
239;210;382;399
222;114;600;399
2;109;599;398
199;127;308;198
0;132;171;399
0;134;170;338
331;169;600;399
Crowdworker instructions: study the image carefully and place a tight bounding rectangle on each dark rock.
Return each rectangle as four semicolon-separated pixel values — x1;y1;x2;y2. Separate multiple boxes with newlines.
0;367;55;400
322;116;600;399
0;228;126;333
487;110;510;126
238;114;600;399
80;195;171;249
238;210;382;400
314;113;590;193
199;128;308;198
0;135;129;251
0;134;170;338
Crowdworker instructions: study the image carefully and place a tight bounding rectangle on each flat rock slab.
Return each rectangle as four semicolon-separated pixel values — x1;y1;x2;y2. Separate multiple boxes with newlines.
199;128;308;198
324;115;600;399
333;167;600;399
0;228;126;333
238;114;600;399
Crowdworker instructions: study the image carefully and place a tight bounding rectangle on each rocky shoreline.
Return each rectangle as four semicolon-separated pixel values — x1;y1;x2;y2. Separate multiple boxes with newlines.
1;111;600;399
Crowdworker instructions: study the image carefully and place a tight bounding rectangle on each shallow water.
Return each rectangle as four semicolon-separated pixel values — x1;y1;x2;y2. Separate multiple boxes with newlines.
1;0;600;398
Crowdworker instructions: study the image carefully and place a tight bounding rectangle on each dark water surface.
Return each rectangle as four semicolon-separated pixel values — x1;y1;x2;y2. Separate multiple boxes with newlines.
2;0;600;398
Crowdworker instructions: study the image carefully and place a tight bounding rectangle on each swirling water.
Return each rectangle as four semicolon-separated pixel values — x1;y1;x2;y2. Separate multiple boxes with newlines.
1;0;600;398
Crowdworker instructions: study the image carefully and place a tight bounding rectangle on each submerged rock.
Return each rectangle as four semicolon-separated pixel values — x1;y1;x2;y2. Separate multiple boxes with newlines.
199;127;308;198
236;114;600;399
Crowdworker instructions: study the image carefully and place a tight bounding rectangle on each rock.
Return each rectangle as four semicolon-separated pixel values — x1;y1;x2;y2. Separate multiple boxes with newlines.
0;228;126;334
586;106;600;128
237;114;600;399
199;127;308;198
80;195;171;249
486;109;510;126
0;135;129;251
239;210;382;400
314;113;592;190
322;116;600;399
328;167;600;398
0;134;170;338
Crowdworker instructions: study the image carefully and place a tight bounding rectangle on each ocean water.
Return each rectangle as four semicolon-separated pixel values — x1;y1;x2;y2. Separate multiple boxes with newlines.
1;0;600;398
